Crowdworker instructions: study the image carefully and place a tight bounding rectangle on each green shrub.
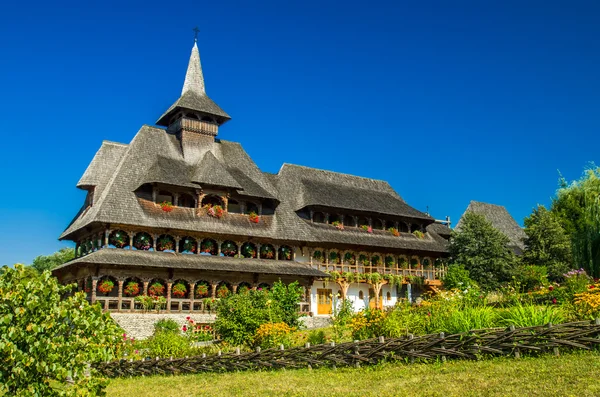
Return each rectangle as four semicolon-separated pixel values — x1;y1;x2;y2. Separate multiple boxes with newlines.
0;265;122;396
499;303;567;327
426;305;500;334
382;302;427;337
154;318;180;334
443;264;477;290
142;331;192;358
253;322;294;349
513;265;549;292
269;281;304;328
307;329;327;345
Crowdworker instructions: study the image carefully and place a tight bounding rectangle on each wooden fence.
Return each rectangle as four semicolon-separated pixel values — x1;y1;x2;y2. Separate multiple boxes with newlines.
94;319;600;378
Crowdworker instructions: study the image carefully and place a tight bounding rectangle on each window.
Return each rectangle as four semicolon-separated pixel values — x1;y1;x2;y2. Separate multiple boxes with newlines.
201;195;223;207
228;199;242;214
358;290;364;300
386;292;391;301
157;190;173;204
313;212;325;223
246;202;259;215
179;193;195;208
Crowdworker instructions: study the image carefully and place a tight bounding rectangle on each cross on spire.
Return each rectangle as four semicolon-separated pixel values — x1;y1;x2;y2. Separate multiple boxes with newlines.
193;27;200;42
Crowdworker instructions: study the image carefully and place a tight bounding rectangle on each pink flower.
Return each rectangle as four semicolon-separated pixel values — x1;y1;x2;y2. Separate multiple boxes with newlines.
182;325;188;332
552;298;557;304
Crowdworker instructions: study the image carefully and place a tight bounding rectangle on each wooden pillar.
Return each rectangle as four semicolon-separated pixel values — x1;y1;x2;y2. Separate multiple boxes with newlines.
104;229;110;248
166;281;172;313
117;279;124;312
217;240;222;256
173;193;179;206
258;203;263;216
143;280;149;296
129;232;134;250
152;187;157;203
211;282;217;298
189;282;195;312
236;242;241;258
275;245;280;260
74;242;80;258
91;277;98;305
175;236;181;253
232;284;238;294
97;235;103;250
256;243;262;259
152;234;157;251
324;213;330;224
310;210;314;223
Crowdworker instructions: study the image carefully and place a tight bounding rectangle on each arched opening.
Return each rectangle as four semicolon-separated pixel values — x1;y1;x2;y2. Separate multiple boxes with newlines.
257;282;271;291
398;256;409;269
343;216;356;228
179;236;197;254
200;238;218;255
422;258;432;268
241;242;257;258
156;190;173;204
108;230;129;248
279;245;293;261
313;212;326;223
372;255;382;266
385;256;395;268
201;195;223;208
178;193;195;208
260;244;276;259
410;257;420;268
328;250;340;264
133;232;153;251
123;277;142;298
220;241;237;257
245;202;259;215
358;290;364;300
399;223;409;233
372;219;384;230
329;214;341;224
237;282;252;294
386;291;392;301
156;234;176;252
194;280;210;298
344;252;356;265
228;199;242;214
97;276;118;297
216;282;232;298
357;217;369;228
359;254;369;266
148;279;167;297
171;279;189;299
313;250;325;263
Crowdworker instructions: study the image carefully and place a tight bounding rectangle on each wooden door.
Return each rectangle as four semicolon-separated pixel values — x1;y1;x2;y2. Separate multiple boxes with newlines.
368;288;383;310
317;289;333;315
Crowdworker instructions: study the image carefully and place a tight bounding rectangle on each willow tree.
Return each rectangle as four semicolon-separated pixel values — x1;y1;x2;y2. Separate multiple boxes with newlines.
552;166;600;277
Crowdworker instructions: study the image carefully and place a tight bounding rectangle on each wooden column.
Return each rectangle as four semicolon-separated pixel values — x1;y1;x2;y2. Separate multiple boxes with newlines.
74;242;80;258
211;282;217;298
217;240;222;256
97;235;103;251
232;284;238;294
104;229;110;248
152;234;158;251
175;236;181;253
117;279;124;312
166;281;173;313
189;282;195;312
91;278;98;305
129;232;134;249
143;280;149;296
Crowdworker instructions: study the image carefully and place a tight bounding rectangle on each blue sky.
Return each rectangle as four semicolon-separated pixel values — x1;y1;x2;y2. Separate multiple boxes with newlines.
0;0;599;266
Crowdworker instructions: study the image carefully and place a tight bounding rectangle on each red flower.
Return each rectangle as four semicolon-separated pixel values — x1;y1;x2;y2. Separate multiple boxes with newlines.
552;298;557;304
186;316;190;320
548;286;554;291
182;325;187;332
590;285;596;289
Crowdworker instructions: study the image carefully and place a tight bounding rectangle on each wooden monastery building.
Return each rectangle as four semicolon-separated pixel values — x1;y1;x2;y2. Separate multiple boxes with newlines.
53;39;450;316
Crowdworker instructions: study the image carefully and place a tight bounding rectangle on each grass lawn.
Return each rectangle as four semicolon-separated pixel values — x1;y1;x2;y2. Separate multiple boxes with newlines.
106;350;600;396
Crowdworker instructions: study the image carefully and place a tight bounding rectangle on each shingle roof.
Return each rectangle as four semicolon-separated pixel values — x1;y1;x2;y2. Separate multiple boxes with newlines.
53;249;327;277
191;151;242;189
426;222;452;238
456;201;526;253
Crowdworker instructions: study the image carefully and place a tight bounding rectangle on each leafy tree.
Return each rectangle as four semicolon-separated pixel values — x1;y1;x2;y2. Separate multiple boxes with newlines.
449;212;517;290
551;166;600;277
269;280;304;328
522;205;573;281
30;247;75;274
442;264;477;290
0;265;122;396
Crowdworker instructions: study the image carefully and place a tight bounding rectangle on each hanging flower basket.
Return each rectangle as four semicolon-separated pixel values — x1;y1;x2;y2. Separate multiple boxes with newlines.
372;256;382;266
204;204;224;219
361;225;373;233
157;236;174;251
280;247;292;260
344;252;356;265
98;279;114;295
221;242;237;257
133;233;152;250
388;227;400;237
200;240;215;254
216;285;230;299
329;251;339;264
385;256;395;268
359;255;370;266
160;201;174;212
182;238;197;253
172;283;187;298
331;221;344;230
195;283;209;298
242;244;257;258
148;282;165;297
261;245;275;259
248;211;260;223
124;281;140;297
109;231;128;248
313;250;324;263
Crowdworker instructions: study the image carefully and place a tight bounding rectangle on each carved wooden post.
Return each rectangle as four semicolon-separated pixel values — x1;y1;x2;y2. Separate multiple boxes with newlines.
117;279;124;312
74;242;80;258
232;284;238;294
173;193;179;207
152;234;158;251
166;281;173;313
189;282;195;312
175;236;181;253
143;279;149;296
310;210;314;223
91;277;98;305
236;242;241;258
211;282;217;298
129;232;134;250
275;245;280;260
216;240;222;256
97;235;102;250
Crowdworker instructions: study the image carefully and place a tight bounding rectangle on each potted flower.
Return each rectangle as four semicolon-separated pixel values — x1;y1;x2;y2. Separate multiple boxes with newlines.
109;231;128;248
133;233;152;250
182;238;197;253
388;227;400;237
157;236;174;251
216;285;230;298
195;283;209;298
313;250;323;262
248;211;260;223
331;221;344;230
385;256;395;268
280;246;292;260
372;255;382;266
261;245;275;259
201;239;215;254
412;230;425;239
123;281;140;297
221;242;237;257
361;225;373;233
148;282;165;297
242;244;257;258
160;201;174;212
172;282;187;298
204;204;224;219
329;251;339;264
344;252;356;265
98;279;114;295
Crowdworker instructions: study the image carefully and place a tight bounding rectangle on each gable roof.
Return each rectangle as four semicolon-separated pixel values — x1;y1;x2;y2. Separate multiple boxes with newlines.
456;201;526;253
191;151;242;189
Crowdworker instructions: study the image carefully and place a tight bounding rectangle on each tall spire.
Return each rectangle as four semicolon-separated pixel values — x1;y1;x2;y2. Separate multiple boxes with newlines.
181;42;206;96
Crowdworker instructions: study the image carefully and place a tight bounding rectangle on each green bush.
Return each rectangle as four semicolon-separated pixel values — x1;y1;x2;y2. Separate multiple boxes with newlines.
154;319;180;334
442;264;477;290
426;305;500;334
142;331;192;358
307;329;327;345
513;265;549;292
382;302;427;337
499;303;567;327
269;281;304;328
0;265;122;396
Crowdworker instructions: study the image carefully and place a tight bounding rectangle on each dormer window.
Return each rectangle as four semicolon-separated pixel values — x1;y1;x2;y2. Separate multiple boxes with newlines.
201;195;223;208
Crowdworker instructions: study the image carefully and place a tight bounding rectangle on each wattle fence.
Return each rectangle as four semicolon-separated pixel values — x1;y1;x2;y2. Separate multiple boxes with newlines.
94;319;600;378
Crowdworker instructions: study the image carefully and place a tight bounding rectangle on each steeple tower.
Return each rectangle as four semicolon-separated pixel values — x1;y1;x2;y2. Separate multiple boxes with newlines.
156;38;230;137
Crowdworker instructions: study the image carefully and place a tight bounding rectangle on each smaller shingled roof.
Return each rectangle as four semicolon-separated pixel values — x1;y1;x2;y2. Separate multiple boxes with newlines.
426;222;452;238
456;201;526;253
191;152;242;189
54;249;327;278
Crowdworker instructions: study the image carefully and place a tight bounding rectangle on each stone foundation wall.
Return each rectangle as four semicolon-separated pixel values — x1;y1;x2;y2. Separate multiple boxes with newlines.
111;313;216;340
